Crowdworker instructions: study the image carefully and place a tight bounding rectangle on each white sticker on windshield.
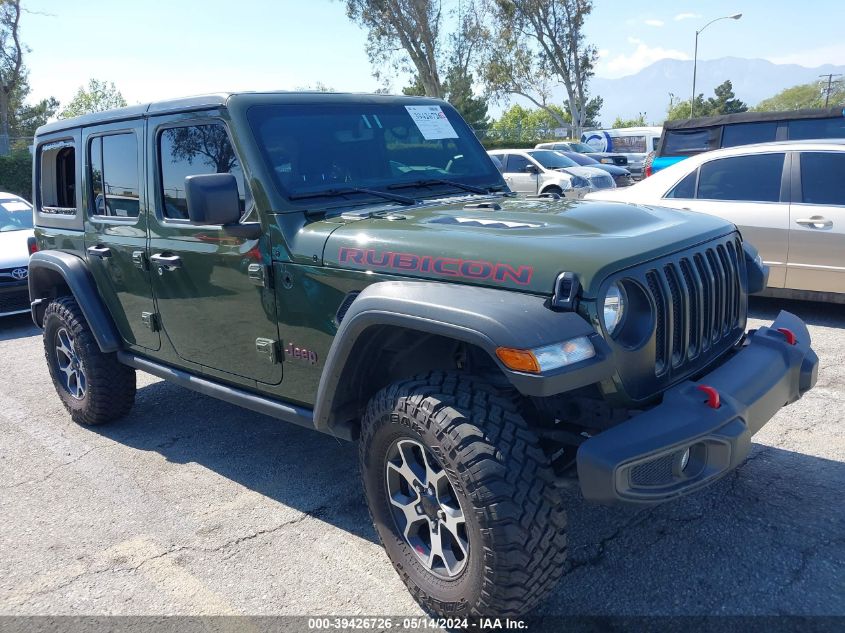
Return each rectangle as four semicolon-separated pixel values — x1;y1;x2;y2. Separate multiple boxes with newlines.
405;105;459;140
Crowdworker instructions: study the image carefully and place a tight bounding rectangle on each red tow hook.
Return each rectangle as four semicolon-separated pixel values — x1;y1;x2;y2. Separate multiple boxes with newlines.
697;385;721;409
777;327;797;345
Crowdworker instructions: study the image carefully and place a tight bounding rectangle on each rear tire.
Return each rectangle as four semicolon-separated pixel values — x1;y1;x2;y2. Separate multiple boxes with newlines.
43;297;136;425
359;372;567;617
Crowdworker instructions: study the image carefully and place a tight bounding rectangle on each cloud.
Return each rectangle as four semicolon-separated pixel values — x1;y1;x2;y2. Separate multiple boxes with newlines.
597;40;690;78
644;19;665;27
674;12;702;21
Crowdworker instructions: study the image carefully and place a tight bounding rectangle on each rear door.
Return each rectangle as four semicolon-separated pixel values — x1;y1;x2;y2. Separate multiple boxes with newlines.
785;151;845;293
661;152;790;288
83;122;160;350
502;154;540;194
146;114;282;386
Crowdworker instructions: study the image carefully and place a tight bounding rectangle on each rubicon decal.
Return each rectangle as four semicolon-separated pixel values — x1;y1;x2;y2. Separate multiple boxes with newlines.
339;247;533;286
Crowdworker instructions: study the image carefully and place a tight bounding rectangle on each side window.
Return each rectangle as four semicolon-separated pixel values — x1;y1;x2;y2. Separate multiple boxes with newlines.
696;153;785;203
665;170;697;199
89;133;140;218
39;142;77;213
506;154;531;173
800;152;845;205
721;122;778;148
788;117;845;140
159;123;245;220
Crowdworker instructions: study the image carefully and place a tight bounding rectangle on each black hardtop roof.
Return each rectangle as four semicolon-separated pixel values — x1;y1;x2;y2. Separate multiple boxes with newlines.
662;106;845;131
35;91;446;137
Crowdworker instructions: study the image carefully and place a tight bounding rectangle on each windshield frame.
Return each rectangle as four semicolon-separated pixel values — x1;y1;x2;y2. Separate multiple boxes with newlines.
245;100;504;209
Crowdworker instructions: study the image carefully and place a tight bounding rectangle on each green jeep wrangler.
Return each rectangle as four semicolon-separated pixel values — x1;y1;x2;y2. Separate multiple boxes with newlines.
30;93;819;617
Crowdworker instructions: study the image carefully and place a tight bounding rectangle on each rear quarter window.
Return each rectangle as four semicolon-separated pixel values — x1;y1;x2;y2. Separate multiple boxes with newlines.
662;128;720;156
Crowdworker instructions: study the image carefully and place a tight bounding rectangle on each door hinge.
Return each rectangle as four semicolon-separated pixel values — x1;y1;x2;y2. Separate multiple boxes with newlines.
132;250;149;271
255;338;279;364
248;263;271;288
141;312;160;332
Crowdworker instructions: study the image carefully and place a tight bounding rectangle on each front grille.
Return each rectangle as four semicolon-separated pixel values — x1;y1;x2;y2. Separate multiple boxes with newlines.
0;289;30;314
646;237;744;377
605;233;747;400
612;156;628;166
630;454;675;486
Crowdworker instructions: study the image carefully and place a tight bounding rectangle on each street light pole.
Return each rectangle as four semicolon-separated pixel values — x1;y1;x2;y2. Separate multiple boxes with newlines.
691;13;743;118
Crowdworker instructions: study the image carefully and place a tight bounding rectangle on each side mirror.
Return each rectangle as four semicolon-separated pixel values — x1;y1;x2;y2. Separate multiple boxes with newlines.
525;164;540;174
185;173;241;225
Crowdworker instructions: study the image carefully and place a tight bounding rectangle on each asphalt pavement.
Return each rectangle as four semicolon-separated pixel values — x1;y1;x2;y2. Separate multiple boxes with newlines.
0;297;842;617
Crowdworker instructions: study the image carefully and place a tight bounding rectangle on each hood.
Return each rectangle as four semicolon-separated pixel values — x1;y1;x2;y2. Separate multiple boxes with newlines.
319;197;736;298
555;165;607;180
0;229;32;268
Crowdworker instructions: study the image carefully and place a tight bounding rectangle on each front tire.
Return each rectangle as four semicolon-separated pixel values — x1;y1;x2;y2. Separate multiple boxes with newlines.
43;297;136;425
359;372;567;617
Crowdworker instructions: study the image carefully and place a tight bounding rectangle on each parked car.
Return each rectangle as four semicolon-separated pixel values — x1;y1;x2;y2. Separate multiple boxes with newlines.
0;192;35;318
488;148;616;197
648;107;845;176
582;127;663;178
29;93;818;618
585;140;845;302
554;150;634;187
534;140;628;168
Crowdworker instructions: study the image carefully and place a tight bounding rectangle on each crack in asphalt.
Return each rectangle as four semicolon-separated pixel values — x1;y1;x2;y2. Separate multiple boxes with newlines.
0;445;101;489
11;505;328;606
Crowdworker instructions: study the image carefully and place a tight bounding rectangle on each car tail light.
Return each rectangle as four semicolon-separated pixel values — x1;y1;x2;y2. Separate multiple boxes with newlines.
27;236;38;255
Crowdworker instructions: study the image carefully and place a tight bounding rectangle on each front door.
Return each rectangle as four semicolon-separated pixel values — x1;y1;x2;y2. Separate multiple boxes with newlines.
83;123;160;350
502;154;540;194
146;115;282;385
669;152;790;287
786;151;845;293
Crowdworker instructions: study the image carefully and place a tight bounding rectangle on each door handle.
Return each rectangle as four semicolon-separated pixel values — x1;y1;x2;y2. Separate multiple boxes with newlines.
86;245;112;259
150;253;183;271
795;216;833;229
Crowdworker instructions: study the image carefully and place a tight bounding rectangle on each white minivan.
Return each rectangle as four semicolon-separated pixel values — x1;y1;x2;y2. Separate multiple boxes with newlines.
582;127;662;178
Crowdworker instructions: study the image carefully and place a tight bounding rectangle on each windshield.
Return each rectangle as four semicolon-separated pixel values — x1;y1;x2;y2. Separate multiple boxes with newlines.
570;142;595;153
0;198;33;232
561;151;594;166
527;150;578;169
247;103;502;201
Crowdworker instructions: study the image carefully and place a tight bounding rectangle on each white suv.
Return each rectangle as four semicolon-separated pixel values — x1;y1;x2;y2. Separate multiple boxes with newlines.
0;192;35;317
585;140;845;300
488;149;616;198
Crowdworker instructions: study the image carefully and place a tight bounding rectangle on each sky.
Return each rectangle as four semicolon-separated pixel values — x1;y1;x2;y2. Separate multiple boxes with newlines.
20;0;845;110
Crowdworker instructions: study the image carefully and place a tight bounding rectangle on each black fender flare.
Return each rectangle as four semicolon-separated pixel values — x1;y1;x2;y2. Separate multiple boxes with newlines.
313;281;614;435
28;250;122;353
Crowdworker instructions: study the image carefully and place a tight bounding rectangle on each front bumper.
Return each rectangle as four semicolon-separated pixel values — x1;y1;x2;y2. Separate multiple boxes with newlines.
0;280;30;317
577;310;818;505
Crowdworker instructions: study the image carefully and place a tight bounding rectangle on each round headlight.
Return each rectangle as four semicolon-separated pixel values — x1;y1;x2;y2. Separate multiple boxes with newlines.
603;283;626;336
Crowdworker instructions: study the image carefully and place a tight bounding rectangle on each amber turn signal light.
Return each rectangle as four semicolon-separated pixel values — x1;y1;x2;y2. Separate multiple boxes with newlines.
495;347;541;373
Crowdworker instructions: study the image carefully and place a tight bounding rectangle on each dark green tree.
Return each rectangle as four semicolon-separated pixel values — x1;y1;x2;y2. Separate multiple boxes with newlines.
708;80;747;114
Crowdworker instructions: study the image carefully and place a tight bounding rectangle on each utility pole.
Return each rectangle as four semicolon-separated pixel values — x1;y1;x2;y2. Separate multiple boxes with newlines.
819;74;843;107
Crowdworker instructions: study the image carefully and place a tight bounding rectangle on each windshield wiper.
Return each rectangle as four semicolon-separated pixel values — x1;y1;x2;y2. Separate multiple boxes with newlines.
388;178;495;195
289;186;416;206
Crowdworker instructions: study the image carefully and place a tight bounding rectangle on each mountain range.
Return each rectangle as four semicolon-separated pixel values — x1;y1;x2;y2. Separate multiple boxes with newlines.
576;57;845;126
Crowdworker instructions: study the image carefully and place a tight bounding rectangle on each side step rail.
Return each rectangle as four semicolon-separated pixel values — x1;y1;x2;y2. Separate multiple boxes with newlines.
115;352;348;438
